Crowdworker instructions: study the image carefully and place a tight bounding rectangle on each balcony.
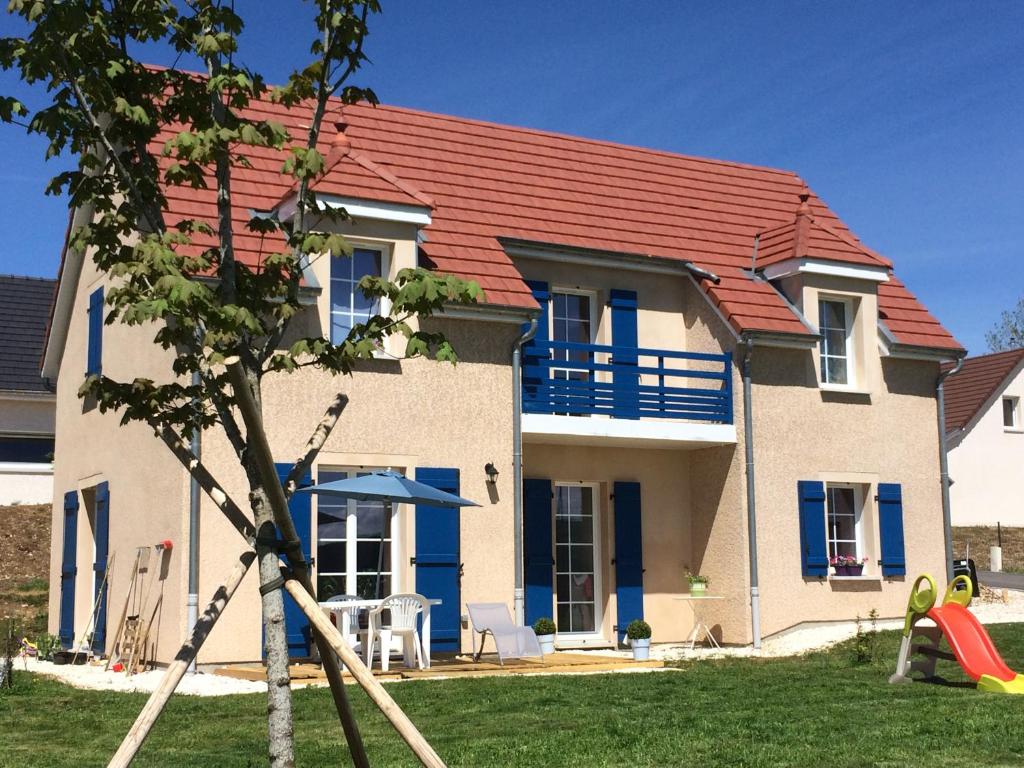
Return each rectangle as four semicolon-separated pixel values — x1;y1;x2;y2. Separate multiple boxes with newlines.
521;341;737;449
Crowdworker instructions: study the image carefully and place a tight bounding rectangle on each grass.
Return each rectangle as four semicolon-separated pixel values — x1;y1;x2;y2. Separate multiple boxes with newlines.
2;625;1024;767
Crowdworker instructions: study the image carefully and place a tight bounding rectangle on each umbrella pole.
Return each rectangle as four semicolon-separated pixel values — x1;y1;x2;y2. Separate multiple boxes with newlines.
375;501;390;599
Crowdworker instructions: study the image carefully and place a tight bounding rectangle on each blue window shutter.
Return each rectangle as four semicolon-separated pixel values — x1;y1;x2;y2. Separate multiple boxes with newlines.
59;491;79;648
86;287;104;376
92;482;110;653
878;483;907;576
415;468;462;653
273;463;313;658
523;478;553;627
798;481;828;578
521;281;550;414
609;289;639;419
613;481;644;642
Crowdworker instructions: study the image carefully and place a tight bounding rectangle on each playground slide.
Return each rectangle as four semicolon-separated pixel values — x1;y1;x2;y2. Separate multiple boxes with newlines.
927;601;1024;693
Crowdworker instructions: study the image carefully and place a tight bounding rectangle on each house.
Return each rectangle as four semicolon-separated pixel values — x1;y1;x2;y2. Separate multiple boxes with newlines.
43;94;963;663
945;348;1024;527
0;275;56;505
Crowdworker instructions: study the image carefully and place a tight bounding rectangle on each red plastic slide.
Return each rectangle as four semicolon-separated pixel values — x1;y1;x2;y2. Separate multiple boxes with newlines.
927;602;1016;683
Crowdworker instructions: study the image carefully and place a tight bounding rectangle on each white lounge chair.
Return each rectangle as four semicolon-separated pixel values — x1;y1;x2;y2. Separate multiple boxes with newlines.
466;603;543;666
363;593;428;672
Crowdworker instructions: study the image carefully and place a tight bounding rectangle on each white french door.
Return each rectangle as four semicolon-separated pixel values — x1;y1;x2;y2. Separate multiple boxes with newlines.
554;483;602;637
315;467;400;600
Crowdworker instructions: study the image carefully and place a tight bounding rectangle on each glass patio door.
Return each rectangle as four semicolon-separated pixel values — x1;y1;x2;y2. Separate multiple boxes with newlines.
555;484;600;635
551;291;594;415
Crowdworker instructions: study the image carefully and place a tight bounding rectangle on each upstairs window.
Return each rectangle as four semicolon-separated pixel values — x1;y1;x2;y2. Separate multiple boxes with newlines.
86;287;104;376
1004;396;1021;430
330;247;383;344
818;297;853;387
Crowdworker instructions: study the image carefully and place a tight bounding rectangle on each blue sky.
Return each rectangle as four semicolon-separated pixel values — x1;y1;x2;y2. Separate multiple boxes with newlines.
1;1;1021;353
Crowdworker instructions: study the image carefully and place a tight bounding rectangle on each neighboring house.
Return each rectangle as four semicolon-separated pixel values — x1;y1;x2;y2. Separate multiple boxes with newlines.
945;348;1024;527
44;94;963;663
0;275;56;505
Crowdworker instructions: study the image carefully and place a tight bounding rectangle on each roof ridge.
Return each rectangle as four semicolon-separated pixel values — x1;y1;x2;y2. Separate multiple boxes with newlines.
807;215;892;268
954;347;1024;366
0;274;57;283
346;148;434;209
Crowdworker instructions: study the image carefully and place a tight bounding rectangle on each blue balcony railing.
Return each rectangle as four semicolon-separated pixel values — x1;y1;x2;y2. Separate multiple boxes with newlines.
522;341;733;424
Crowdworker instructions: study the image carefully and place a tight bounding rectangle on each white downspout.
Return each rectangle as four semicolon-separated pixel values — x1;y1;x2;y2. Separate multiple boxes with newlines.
741;336;762;649
937;356;964;583
512;317;538;626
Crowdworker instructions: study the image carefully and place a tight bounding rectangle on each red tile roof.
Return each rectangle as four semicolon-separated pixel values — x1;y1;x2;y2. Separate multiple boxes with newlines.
150;93;961;350
756;192;891;269
942;348;1024;433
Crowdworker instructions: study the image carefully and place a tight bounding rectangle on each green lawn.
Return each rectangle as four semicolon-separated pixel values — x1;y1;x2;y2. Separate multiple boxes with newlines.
3;625;1024;767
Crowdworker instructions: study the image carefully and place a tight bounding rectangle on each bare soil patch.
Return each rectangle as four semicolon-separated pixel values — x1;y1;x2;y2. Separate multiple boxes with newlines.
0;504;51;634
952;525;1024;571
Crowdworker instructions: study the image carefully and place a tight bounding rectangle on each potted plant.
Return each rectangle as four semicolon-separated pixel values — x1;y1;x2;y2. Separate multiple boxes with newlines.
831;555;868;576
626;619;652;661
687;573;710;596
533;617;556;654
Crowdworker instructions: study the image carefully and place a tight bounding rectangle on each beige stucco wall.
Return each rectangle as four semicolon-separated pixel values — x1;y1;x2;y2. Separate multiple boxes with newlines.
195;315;520;663
750;346;945;638
48;254;189;661
949;362;1024;526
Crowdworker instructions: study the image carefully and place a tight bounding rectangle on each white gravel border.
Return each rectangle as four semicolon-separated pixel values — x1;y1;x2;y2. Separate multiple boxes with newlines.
18;591;1024;695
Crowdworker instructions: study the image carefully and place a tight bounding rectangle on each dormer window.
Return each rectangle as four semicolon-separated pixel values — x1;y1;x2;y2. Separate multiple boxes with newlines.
330;247;385;344
819;297;854;387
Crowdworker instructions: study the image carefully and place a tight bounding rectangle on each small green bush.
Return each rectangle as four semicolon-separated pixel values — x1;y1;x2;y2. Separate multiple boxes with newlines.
851;609;879;664
626;619;651;640
533;618;556;636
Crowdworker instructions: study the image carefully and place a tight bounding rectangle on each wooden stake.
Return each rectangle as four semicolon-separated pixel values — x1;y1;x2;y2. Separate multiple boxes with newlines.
284;579;447;768
107;550;255;768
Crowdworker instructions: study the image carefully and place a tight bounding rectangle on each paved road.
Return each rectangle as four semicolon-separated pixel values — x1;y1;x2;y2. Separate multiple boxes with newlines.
978;570;1024;591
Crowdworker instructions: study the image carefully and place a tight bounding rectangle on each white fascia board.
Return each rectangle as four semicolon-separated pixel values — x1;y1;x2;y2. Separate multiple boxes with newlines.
42;205;93;380
314;195;432;226
761;258;890;283
522;413;737;449
0;461;53;475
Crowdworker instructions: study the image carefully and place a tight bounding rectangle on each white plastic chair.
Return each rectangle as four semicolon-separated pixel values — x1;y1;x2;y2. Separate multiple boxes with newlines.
466;603;543;666
363;593;428;672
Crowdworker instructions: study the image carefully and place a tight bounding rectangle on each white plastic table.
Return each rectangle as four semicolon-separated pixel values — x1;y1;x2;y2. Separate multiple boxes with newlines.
318;597;442;669
674;595;725;649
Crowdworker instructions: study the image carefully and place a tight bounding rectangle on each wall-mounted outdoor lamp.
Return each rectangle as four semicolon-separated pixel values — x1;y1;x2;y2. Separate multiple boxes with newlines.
484;462;499;484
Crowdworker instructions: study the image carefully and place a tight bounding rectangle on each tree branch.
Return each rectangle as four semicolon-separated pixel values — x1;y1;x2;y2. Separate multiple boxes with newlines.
283;392;349;498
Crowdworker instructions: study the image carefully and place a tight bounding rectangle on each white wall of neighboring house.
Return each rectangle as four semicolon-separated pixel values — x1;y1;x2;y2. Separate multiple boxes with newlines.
0;393;55;505
0;461;53;504
949;363;1024;527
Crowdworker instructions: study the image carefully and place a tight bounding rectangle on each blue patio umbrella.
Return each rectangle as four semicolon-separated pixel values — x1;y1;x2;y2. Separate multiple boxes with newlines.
298;470;479;597
299;469;479;508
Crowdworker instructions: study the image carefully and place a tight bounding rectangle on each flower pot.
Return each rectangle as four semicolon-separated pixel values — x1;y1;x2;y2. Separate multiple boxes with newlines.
631;637;651;661
537;634;555;655
834;565;851;576
847;564;864;576
689;582;707;596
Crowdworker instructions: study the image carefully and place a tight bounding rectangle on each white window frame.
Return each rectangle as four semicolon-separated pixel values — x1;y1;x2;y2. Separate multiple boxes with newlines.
1003;396;1021;431
549;287;598;345
818;295;856;389
328;244;391;345
825;483;864;566
553;481;603;641
313;466;401;600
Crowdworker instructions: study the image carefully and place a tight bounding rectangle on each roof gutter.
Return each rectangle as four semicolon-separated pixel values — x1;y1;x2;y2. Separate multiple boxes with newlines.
937;355;965;583
501;238;720;283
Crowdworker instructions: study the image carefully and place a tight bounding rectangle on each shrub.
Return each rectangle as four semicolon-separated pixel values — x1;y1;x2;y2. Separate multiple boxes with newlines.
533;618;556;636
687;574;709;587
851;609;879;664
626;619;651;641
